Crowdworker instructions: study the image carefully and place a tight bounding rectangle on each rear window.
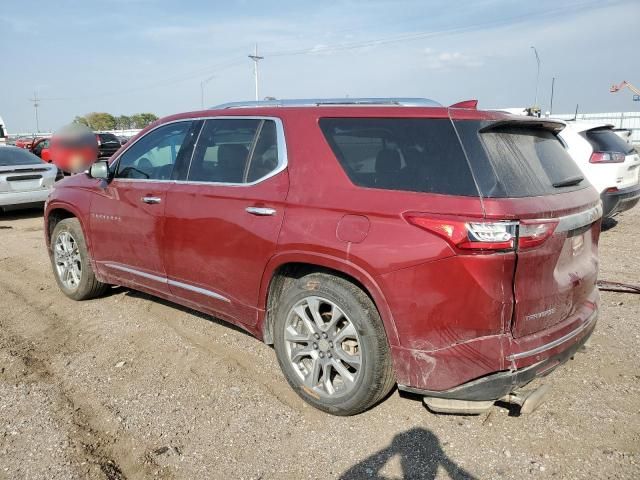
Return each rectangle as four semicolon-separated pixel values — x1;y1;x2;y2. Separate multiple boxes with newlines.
584;128;635;155
453;120;588;197
319;118;478;196
0;147;43;166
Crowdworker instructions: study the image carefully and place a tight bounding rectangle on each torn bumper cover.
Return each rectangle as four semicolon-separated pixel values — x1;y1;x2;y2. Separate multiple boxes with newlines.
397;311;597;402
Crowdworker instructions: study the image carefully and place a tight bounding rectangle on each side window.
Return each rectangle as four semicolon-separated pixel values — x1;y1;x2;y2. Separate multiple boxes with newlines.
319;118;478;196
247;120;279;182
188;118;280;184
116;121;192;180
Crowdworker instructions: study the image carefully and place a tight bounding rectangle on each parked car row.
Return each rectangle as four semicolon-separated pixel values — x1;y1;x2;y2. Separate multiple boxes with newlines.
42;97;612;416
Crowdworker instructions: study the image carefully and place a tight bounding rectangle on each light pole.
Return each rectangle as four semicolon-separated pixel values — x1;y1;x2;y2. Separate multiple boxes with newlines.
549;77;555;115
248;43;264;101
200;75;216;109
29;90;41;132
531;46;541;109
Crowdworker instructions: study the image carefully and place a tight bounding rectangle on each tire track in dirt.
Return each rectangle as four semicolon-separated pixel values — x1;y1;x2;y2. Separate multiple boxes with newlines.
0;286;171;480
0;243;316;419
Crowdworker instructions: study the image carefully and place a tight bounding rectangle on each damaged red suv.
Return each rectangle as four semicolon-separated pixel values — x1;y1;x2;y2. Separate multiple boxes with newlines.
44;98;600;415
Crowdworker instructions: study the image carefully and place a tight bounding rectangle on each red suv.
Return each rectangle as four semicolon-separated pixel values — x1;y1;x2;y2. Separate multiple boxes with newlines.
44;98;601;416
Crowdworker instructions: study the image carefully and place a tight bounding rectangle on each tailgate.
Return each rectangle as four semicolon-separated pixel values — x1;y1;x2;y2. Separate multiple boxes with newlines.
512;203;601;338
450;113;603;339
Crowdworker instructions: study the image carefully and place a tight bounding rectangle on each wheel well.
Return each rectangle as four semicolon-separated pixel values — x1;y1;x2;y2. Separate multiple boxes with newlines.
263;263;375;344
47;208;76;241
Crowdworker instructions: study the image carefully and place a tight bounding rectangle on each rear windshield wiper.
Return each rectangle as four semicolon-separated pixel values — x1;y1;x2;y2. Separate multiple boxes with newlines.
552;175;584;188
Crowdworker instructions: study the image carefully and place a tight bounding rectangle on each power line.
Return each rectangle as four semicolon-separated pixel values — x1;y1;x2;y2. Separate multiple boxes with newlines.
33;0;611;103
263;0;608;58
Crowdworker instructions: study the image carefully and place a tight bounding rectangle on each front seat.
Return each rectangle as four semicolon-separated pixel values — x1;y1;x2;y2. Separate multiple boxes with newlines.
217;144;249;183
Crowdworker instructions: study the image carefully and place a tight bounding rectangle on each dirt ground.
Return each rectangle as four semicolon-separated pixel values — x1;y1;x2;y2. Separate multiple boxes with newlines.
0;206;638;480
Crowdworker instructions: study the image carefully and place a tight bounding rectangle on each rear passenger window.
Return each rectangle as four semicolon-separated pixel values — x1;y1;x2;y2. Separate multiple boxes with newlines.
188;119;280;184
319;118;478;196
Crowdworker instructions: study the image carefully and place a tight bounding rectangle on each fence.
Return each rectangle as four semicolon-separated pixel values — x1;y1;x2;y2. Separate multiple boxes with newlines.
553;112;640;144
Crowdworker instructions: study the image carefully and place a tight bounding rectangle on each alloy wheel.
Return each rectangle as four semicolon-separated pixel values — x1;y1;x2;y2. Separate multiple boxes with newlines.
284;296;362;398
54;231;82;291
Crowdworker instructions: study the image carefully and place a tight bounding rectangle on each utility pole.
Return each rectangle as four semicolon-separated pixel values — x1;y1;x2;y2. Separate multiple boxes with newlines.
530;46;541;109
248;43;264;101
549;77;555;115
29;91;41;132
200;74;216;109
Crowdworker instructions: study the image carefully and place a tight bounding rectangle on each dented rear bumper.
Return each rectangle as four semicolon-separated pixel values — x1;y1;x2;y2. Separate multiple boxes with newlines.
396;309;597;401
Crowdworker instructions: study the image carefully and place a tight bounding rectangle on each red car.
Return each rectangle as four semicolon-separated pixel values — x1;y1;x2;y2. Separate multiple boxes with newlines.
44;98;600;416
15;135;37;149
30;137;52;162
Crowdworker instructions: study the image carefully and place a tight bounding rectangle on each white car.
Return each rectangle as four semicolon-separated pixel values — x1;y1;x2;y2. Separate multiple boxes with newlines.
559;122;640;218
0;146;60;212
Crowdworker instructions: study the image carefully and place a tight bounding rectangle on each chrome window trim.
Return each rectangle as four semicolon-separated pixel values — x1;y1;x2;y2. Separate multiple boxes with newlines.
506;310;597;361
104;262;230;303
110;116;288;188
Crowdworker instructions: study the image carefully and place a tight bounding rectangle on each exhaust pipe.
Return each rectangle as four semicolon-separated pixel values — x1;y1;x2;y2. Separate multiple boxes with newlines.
499;384;551;414
423;384;551;415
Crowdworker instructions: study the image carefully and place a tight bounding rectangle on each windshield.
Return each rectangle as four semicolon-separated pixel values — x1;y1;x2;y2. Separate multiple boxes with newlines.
0;147;44;166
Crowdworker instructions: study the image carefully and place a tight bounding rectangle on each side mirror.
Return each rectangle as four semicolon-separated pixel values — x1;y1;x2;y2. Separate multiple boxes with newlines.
89;160;110;180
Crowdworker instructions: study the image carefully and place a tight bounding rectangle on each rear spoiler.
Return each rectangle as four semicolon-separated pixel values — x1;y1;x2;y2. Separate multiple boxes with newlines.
479;118;565;133
450;99;478;109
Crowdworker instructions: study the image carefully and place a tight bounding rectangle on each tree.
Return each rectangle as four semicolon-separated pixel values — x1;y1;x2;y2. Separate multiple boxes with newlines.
71;112;158;130
130;113;158;129
84;112;117;131
73;115;89;127
115;115;131;130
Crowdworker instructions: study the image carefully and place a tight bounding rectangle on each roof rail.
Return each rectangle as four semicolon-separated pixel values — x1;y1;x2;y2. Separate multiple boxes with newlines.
213;97;442;109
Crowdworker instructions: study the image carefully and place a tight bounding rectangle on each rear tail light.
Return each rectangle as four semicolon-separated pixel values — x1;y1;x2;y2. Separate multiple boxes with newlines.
518;219;558;250
405;215;558;252
589;151;625;163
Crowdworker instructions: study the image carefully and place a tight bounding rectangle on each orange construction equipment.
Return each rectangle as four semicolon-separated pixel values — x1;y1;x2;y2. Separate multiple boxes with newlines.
610;81;640;99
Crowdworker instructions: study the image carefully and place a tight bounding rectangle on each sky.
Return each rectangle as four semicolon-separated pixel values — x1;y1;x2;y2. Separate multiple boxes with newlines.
1;0;639;132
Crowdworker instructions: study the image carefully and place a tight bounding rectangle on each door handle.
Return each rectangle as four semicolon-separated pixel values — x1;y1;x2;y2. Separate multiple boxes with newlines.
245;206;276;216
142;196;162;204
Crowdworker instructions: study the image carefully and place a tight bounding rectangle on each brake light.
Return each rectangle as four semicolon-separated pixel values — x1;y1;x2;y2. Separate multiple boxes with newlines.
518;219;558;250
405;215;557;252
404;215;516;251
589;151;625;163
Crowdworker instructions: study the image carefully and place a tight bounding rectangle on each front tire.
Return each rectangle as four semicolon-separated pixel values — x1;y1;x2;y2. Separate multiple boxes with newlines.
273;272;395;415
50;218;107;300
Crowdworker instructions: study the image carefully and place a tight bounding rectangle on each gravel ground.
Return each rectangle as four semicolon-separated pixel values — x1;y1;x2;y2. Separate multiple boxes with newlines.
0;206;638;480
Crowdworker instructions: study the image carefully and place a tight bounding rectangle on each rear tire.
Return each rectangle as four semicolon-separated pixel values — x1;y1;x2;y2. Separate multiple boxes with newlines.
50;218;108;300
273;272;395;415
